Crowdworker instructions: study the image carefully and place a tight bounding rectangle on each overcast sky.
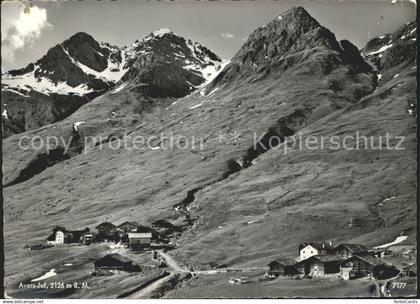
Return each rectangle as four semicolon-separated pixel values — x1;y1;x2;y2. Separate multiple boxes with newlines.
1;0;416;72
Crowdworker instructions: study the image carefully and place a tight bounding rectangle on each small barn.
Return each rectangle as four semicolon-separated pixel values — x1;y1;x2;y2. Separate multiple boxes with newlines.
94;254;140;272
332;244;367;259
295;255;344;277
96;222;116;236
69;228;90;243
341;254;400;279
267;259;299;277
128;232;152;251
401;263;417;277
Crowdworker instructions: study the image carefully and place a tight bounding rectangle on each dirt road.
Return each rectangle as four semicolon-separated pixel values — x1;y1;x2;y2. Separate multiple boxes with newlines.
158;250;189;273
126;273;175;298
158;250;265;275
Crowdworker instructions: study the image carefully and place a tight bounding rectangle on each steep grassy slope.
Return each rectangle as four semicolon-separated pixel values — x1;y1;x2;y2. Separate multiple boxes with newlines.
171;20;417;268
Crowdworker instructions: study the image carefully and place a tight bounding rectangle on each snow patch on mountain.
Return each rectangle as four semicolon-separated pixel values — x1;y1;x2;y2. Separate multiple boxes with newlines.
2;109;8;119
111;82;129;94
2;40;128;97
374;236;408;249
73;121;85;131
2;66;95;96
184;59;229;88
2;87;29;97
153;28;172;37
61;45;128;83
366;43;393;56
188;103;203;110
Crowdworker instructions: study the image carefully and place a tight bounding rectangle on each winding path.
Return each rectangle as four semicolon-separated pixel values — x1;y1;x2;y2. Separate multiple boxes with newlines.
158;250;189;273
126;250;266;298
126;273;175;298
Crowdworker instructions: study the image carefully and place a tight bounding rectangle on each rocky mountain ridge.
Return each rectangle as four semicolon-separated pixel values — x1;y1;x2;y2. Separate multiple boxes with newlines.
1;28;224;137
207;7;371;94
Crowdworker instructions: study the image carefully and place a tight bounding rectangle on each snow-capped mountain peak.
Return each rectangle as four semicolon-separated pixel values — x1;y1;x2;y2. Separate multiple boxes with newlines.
1;29;224;137
152;27;173;37
2;32;127;97
114;30;223;97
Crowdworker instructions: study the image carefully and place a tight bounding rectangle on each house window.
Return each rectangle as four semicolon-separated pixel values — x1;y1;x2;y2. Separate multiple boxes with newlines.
311;251;313;254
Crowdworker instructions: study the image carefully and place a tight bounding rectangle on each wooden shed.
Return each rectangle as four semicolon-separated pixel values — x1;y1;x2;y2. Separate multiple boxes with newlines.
341;254;399;279
94;254;140;272
95;222;117;239
401;263;417;277
267;259;299;277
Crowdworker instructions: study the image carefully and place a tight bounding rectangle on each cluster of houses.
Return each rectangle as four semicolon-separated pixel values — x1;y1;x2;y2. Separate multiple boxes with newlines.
267;242;413;280
46;221;153;251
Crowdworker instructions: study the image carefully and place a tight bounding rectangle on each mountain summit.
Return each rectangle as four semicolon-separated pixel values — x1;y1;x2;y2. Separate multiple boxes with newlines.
1;30;223;137
3;32;125;95
117;28;223;97
208;7;371;92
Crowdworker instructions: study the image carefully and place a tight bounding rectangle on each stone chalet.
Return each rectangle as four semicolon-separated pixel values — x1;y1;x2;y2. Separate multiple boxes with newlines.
341;253;399;280
295;255;344;277
267;259;299;276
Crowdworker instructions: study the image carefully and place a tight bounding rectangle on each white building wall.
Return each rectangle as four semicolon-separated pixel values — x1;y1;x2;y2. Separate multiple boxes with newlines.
55;231;65;244
300;245;319;260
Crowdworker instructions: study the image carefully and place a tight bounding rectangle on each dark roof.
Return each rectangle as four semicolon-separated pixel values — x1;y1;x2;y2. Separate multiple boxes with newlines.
53;226;69;233
368;248;389;253
117;221;138;228
296;255;345;265
70;228;89;233
95;222;116;229
98;253;133;264
268;258;297;267
335;243;367;253
314;255;346;263
46;233;55;241
135;225;153;233
70;229;89;239
348;254;385;266
69;228;89;234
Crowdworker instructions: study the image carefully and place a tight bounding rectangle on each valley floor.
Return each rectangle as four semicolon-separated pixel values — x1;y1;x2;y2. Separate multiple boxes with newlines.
5;242;417;298
163;272;417;298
